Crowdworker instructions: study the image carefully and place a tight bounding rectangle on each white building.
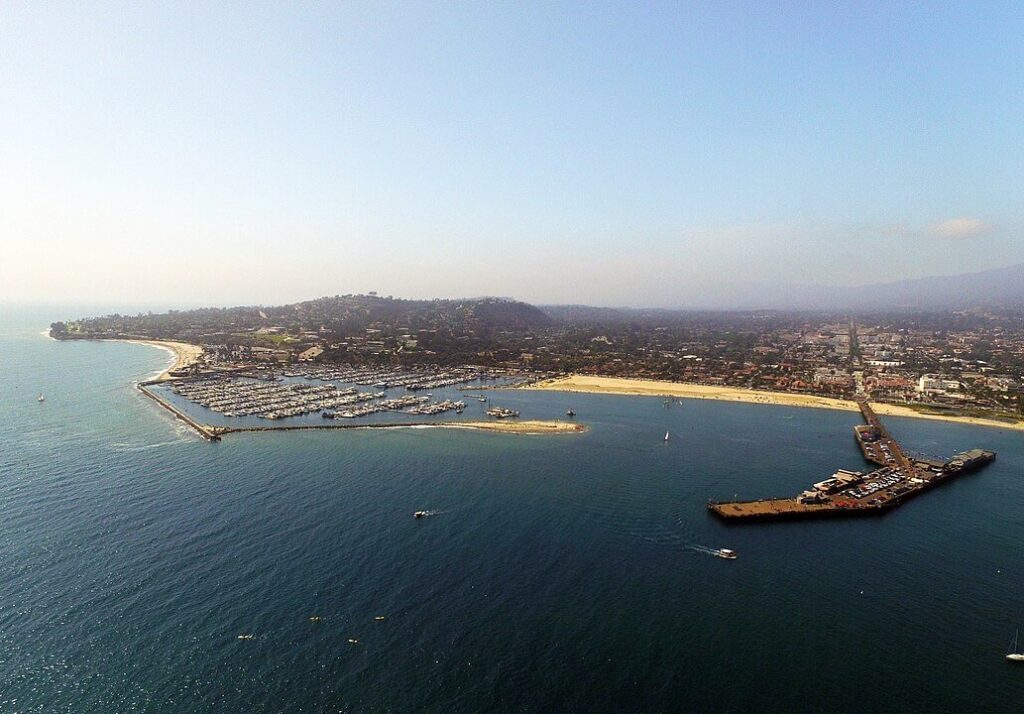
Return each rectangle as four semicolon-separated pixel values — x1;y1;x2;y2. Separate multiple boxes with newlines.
918;374;960;394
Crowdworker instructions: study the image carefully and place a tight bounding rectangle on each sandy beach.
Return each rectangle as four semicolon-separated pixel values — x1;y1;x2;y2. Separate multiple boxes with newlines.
521;375;1024;432
868;402;1024;432
124;340;204;380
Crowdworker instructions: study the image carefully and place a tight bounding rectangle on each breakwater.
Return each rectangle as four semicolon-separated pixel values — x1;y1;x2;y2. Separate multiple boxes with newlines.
137;381;222;441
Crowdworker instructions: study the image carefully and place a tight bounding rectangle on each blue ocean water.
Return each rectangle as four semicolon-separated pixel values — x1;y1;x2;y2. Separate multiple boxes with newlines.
2;305;1024;713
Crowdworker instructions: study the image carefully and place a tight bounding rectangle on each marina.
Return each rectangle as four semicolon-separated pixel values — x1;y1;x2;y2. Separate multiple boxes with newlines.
133;364;535;437
709;399;996;521
133;362;583;439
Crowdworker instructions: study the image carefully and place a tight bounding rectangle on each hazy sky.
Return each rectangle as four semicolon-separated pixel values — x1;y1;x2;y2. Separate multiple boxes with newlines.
3;1;1023;308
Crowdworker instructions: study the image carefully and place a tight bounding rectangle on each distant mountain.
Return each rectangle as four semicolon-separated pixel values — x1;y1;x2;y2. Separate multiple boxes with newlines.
688;263;1024;312
842;263;1024;310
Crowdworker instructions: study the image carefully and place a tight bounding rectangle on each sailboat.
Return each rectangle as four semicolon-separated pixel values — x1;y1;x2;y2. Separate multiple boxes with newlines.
37;393;45;402
1007;629;1024;661
664;430;670;442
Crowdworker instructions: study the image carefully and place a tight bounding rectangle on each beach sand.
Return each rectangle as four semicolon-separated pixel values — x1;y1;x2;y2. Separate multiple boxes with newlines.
521;375;1024;432
124;340;204;380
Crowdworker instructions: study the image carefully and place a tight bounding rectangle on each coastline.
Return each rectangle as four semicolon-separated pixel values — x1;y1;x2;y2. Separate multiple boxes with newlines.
47;332;204;381
868;402;1024;432
520;375;1024;433
119;339;204;380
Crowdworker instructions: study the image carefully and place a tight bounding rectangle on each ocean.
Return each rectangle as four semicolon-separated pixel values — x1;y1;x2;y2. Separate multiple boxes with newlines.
2;305;1024;712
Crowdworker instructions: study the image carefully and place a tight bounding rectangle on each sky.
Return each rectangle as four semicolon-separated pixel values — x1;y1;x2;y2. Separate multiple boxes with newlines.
2;1;1023;309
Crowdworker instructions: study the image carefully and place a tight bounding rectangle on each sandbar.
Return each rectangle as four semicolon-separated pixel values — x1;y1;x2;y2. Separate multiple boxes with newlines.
445;420;585;434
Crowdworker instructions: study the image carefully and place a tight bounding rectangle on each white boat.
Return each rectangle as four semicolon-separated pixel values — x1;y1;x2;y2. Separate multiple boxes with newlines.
664;431;669;442
714;548;737;560
1008;629;1024;661
37;393;45;402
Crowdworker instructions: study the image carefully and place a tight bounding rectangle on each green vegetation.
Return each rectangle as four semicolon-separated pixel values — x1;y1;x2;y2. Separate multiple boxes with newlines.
256;333;299;346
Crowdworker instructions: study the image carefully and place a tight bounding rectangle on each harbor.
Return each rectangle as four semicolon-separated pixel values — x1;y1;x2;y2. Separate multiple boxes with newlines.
136;363;572;439
709;398;995;521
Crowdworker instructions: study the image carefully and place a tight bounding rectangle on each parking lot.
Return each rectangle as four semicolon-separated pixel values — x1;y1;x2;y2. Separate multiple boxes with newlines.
844;468;906;501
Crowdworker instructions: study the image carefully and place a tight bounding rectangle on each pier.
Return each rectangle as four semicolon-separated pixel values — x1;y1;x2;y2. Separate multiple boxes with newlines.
709;398;995;522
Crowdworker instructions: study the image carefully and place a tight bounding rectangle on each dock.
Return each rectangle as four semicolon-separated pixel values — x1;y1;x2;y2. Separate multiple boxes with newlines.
709;398;995;522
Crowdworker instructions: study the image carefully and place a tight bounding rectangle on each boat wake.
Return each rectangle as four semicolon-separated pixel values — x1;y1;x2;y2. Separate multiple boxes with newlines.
687;545;724;556
686;545;737;559
108;439;186;452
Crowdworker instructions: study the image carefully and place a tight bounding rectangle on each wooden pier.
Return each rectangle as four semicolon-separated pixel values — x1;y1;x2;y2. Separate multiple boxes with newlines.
709;399;994;522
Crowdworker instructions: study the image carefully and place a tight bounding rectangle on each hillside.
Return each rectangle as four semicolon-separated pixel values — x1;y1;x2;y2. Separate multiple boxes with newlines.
51;295;553;346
